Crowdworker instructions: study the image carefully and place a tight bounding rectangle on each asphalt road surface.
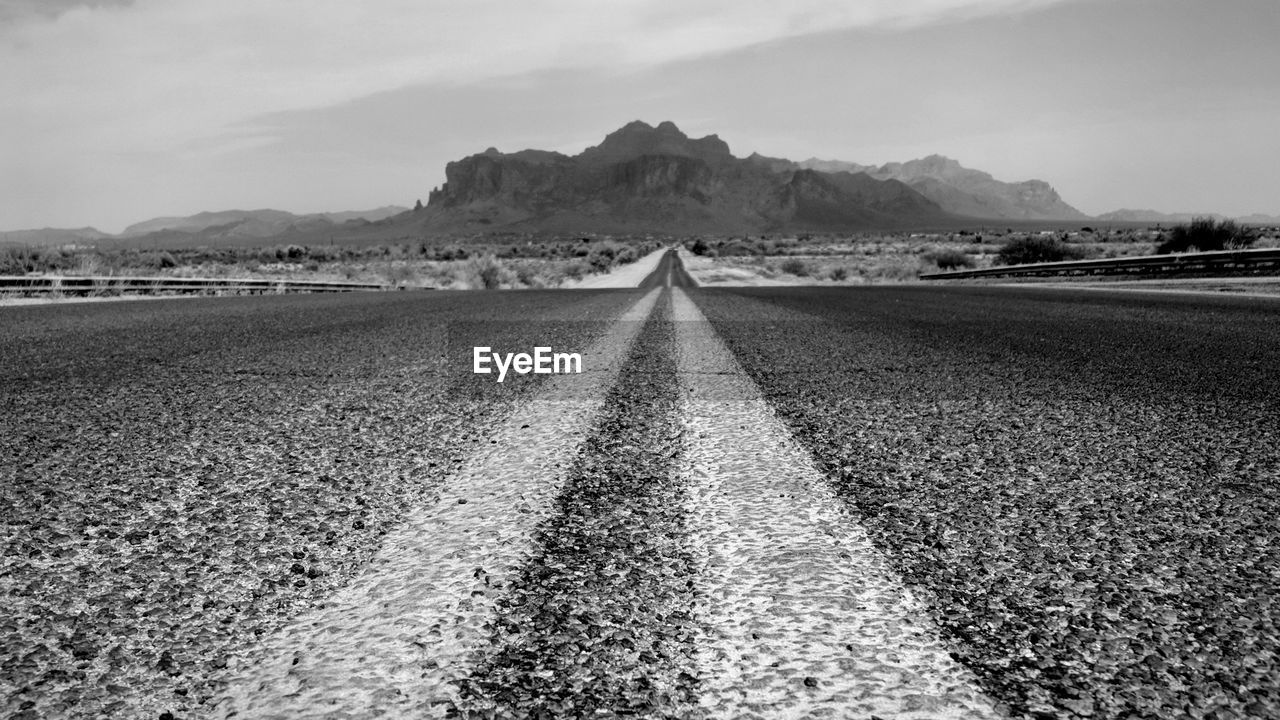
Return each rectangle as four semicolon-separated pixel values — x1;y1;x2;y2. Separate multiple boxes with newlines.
2;258;1277;719
637;248;698;289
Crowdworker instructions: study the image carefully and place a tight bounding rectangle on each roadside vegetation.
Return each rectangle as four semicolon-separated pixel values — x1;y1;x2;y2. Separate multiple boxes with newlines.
0;237;663;290
995;235;1090;265
679;226;1204;283
1156;217;1257;254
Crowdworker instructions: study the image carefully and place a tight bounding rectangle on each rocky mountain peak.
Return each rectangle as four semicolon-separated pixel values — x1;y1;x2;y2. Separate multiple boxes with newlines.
578;120;733;166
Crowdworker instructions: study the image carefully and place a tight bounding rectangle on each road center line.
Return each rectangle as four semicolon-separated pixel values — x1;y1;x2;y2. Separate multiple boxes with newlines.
208;288;661;719
671;287;1004;720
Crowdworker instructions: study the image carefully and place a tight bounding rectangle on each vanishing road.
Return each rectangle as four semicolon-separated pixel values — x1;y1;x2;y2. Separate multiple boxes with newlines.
2;250;1278;719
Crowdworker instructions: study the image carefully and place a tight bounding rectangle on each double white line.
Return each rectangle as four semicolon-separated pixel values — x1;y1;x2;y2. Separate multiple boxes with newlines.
211;287;1001;719
208;289;661;718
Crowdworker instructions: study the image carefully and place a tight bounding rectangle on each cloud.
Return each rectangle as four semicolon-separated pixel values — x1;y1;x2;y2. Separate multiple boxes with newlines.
1;0;1086;229
2;0;1078;150
0;0;133;25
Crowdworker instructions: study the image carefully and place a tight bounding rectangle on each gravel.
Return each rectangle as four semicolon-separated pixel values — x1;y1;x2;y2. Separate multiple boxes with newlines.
0;289;641;719
692;285;1280;720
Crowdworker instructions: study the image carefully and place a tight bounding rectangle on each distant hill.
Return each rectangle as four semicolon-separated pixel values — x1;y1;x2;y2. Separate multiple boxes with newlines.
1094;209;1227;224
794;154;1087;221
1094;209;1280;226
1239;213;1280;225
0;227;113;246
421;120;954;233
0;207;410;249
120;206;409;238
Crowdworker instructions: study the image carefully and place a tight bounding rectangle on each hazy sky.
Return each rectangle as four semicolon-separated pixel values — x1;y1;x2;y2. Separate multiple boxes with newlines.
3;0;1278;232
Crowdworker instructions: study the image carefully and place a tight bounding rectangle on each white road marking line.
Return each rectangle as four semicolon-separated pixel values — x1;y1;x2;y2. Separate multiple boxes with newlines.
208;289;661;719
672;287;1004;720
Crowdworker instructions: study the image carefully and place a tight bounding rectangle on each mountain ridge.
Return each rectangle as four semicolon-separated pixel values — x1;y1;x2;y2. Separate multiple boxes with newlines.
420;121;1095;232
791;154;1088;221
423;120;957;232
1;207;409;247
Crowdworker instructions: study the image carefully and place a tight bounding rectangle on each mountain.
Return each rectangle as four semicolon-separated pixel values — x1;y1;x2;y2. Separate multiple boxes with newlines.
796;154;1087;221
1094;209;1227;223
0;227;113;246
423;121;954;232
1238;213;1280;225
319;206;406;224
120;206;409;238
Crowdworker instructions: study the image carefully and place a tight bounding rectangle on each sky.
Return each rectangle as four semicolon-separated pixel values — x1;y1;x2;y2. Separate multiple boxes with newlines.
2;0;1278;232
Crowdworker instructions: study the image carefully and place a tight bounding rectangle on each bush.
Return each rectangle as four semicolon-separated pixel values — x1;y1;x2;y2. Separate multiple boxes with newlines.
925;248;976;270
471;254;506;289
140;251;178;270
614;246;637;265
996;236;1088;266
1157;217;1256;254
382;263;417;286
562;261;589;281
515;265;540;287
276;244;307;261
828;266;849;281
1;247;37;274
868;256;923;282
780;258;808;276
690;238;711;256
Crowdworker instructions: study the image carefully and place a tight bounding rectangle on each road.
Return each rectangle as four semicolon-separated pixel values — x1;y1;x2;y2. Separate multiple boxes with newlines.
637;247;699;289
2;256;1277;719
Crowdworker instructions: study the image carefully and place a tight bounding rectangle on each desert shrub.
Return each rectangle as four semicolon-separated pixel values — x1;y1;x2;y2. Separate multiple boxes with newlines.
275;245;307;261
138;251;178;270
996;236;1088;265
870;257;924;281
779;258;808;276
515;265;540;287
1;247;113;275
1157;217;1256;254
476;255;505;289
1;247;36;274
719;239;756;256
586;244;618;272
828;266;849;281
614;246;638;265
454;254;509;289
381;263;417;286
690;238;711;256
925;248;976;270
308;245;342;262
562;261;589;281
436;245;470;261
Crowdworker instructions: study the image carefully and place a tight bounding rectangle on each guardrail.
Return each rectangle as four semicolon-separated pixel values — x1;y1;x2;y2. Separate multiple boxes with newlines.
921;247;1280;280
0;275;389;296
